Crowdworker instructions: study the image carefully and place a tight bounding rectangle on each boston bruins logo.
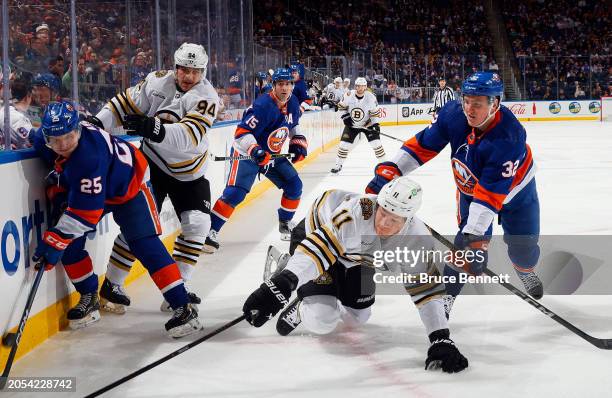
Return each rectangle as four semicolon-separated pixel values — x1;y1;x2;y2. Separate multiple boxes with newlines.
350;107;365;122
360;198;374;220
155;69;168;78
314;271;333;285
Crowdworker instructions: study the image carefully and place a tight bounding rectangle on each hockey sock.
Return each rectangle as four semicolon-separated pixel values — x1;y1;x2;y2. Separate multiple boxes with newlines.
106;234;136;286
173;234;205;282
368;139;386;160
129;235;189;308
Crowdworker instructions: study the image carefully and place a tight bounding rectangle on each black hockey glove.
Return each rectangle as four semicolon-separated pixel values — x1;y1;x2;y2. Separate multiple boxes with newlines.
84;115;105;129
368;123;380;134
123;114;166;143
341;113;354;127
243;270;298;327
425;329;468;373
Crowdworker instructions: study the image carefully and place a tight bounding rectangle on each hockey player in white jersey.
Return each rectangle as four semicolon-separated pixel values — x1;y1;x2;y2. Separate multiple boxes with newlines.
87;43;219;313
0;78;33;150
243;177;469;374
343;77;350;92
331;77;385;174
321;77;345;110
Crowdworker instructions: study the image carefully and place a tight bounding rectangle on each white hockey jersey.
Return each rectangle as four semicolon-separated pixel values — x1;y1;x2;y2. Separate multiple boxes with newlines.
337;90;382;128
322;84;346;104
97;70;219;181
7;104;33;149
284;189;449;334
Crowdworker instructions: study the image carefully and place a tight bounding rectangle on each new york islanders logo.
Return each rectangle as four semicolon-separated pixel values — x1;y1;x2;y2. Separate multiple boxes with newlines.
451;158;478;195
267;126;289;153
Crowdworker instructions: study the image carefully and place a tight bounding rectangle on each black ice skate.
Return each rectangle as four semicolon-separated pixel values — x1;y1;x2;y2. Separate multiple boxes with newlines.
99;278;131;314
516;270;544;299
67;292;101;329
160;291;202;312
165;304;203;338
276;298;302;336
330;164;342;174
202;230;219;253
279;221;292;241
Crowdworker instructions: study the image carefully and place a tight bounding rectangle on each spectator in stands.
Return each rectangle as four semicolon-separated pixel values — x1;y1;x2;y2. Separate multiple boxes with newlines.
130;51;150;86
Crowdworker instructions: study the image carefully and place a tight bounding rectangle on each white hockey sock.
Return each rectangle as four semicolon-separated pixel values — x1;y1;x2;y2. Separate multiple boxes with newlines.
106;234;135;286
369;139;386;160
335;140;354;167
173;234;205;282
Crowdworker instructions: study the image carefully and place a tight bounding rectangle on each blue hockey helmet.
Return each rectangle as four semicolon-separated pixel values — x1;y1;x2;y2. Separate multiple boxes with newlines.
461;72;504;98
41;101;80;139
272;67;293;83
32;72;61;92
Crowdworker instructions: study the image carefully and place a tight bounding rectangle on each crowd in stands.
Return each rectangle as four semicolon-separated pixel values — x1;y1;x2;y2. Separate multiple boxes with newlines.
503;0;611;100
255;0;610;102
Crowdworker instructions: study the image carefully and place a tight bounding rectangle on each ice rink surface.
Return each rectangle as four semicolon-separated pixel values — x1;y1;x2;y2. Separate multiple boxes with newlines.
5;121;612;397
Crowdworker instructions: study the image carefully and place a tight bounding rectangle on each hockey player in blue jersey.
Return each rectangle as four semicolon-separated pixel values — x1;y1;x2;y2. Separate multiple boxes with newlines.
204;68;308;252
366;72;543;303
31;101;203;337
290;63;313;111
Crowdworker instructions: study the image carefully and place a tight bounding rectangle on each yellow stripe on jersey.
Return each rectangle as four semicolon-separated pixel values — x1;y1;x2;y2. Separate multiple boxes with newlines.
182;118;205;139
107;100;123;125
125;90;144;115
307;233;337;266
112;95;129;116
331;209;348;225
334;215;353;230
296;244;325;275
184;112;212;128
309;190;333;231
320;225;344;257
118;92;137;115
167;152;208;175
178;122;199;146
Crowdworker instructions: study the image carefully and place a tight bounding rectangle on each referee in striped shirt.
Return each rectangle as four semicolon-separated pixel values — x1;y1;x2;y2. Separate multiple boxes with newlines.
432;77;456;115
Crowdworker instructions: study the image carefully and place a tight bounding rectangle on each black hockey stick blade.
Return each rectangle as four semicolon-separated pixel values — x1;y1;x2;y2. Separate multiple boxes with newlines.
84;314;246;397
424;223;612;350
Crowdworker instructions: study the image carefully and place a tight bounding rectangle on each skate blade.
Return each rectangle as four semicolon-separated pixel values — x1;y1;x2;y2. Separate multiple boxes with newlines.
167;318;204;339
68;310;101;330
100;298;127;315
201;244;217;254
160;301;199;313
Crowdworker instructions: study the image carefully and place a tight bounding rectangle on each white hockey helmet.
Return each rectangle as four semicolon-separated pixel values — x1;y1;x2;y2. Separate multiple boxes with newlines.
174;42;208;70
377;176;422;219
333;76;342;84
343;78;350;85
355;77;367;86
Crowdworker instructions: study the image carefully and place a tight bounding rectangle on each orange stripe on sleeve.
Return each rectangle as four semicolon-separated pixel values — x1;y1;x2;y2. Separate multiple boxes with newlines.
403;136;439;164
473;184;506;211
234;126;252;139
67;207;103;225
510;145;533;190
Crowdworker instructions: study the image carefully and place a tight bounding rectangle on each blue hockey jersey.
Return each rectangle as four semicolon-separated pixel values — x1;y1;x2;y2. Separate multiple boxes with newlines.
395;101;535;214
234;92;301;154
33;122;149;237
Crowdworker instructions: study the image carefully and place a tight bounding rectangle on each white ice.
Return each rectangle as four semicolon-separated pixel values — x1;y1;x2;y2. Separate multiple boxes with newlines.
4;121;612;398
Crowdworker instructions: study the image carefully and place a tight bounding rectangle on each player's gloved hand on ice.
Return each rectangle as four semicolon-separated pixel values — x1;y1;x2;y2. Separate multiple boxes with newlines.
83;115;105;129
289;135;308;163
366;161;402;194
32;228;73;271
341;113;354;127
243;270;298;327
248;145;272;167
425;329;468;373
122;114;166;143
454;232;489;275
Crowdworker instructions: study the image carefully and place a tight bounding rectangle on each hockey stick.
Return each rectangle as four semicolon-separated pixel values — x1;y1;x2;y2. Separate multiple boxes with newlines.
83;314;246;397
1;263;46;390
212;153;293;162
378;130;404;143
424;223;612;350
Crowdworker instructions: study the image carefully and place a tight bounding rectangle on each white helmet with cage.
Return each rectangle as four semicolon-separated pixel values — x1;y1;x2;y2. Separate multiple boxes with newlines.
174;42;208;71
